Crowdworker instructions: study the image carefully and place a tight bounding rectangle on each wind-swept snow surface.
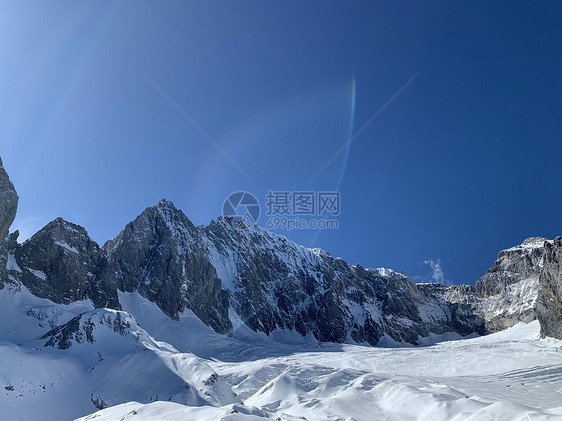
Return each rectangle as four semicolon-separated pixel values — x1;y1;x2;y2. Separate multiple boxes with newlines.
77;320;562;421
3;282;562;421
0;284;237;421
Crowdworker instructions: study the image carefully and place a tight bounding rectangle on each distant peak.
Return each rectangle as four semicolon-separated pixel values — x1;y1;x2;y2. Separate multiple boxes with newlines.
33;218;91;241
521;237;549;246
504;237;551;252
49;217;82;229
156;198;177;210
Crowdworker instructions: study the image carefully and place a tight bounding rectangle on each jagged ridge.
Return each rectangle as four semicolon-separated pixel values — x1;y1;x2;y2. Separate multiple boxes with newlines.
0;151;560;342
4;199;486;346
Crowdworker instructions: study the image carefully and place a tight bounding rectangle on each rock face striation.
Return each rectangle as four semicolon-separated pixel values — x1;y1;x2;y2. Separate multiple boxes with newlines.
104;200;231;334
473;237;548;332
1;156;561;344
423;237;555;335
3;196;562;344
0;156;18;290
101;200;488;345
0;157;18;245
536;237;562;339
0;199;485;345
11;218;119;308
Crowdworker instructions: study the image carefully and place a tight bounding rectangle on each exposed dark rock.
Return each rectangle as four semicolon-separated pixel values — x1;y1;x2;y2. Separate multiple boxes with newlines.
0;156;18;290
14;218;119;308
2;182;558;345
41;309;134;349
421;237;553;335
0;231;20;290
418;283;486;336
473;237;548;332
103;199;231;333
0;157;18;245
102;201;486;345
536;236;562;339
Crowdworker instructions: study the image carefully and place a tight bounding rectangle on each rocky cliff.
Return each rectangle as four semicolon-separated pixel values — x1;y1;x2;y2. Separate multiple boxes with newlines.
423;237;554;335
0;157;18;245
0;156;18;290
103;200;231;333
1;156;560;344
4;196;561;344
12;218;119;308
536;237;562;339
101;200;488;345
0;199;485;346
474;237;548;332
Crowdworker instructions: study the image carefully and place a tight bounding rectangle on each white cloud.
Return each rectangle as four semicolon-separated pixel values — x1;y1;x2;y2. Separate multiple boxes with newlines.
418;258;451;285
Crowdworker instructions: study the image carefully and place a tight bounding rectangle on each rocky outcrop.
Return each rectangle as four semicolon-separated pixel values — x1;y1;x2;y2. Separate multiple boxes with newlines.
41;309;138;350
101;200;484;345
13;218;119;308
0;156;557;345
471;237;548;332
0;231;19;290
418;283;486;336
10;198;542;346
39;307;239;409
0;157;18;245
103;199;231;333
422;238;553;335
536;237;562;339
0;156;18;290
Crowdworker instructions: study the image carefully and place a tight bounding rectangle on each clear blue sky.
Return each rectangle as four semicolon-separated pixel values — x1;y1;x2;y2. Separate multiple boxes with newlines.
1;1;561;284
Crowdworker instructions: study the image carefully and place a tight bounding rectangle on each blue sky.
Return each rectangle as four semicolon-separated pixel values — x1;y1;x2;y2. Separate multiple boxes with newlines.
1;1;561;284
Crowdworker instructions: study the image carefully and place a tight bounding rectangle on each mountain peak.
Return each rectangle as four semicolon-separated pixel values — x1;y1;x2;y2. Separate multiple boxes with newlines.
27;217;93;248
156;198;177;210
48;217;87;231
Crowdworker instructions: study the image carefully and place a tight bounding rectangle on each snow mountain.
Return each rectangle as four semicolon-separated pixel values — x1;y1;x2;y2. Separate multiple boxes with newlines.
4;199;488;347
3;196;562;346
1;155;562;420
421;236;556;336
0;281;239;420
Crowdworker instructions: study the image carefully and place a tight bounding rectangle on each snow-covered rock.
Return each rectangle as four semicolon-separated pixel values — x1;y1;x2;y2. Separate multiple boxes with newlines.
474;237;549;332
537;236;562;339
0;155;18;290
103;199;231;333
11;218;120;308
102;200;484;345
38;308;238;410
422;237;557;335
0;284;238;420
2;193;561;348
6;198;558;346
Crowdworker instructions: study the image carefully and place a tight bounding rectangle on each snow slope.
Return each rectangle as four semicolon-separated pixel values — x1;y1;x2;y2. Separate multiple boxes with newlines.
3;282;562;420
0;278;562;421
0;284;238;421
81;293;562;421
